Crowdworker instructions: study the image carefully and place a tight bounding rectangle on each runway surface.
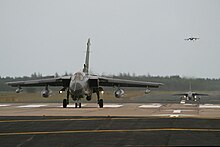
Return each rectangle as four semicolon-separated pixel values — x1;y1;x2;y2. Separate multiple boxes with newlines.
0;102;220;118
0;102;220;146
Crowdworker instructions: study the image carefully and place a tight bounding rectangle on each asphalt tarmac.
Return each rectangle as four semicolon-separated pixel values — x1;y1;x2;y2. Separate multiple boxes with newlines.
0;102;220;146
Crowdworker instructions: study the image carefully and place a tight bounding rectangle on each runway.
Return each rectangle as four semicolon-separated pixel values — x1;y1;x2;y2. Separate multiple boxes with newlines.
0;102;220;146
0;102;220;118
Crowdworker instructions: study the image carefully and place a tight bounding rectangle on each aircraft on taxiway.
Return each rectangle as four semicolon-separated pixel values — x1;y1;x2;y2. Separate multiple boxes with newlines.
173;84;208;102
7;39;163;108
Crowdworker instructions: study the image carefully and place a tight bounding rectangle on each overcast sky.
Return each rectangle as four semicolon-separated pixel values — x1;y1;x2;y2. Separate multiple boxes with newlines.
0;0;220;78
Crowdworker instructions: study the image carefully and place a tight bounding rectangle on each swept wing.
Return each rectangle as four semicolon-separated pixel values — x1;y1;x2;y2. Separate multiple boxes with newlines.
98;76;163;88
7;76;71;87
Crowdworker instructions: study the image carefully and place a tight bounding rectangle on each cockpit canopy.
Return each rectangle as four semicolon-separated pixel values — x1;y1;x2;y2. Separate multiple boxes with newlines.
72;72;84;81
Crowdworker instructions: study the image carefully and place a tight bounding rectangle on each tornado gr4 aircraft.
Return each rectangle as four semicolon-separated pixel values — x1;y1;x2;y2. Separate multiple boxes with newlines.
7;39;163;108
173;85;208;102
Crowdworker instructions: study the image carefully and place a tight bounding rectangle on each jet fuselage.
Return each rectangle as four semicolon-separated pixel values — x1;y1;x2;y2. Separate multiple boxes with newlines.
69;72;91;100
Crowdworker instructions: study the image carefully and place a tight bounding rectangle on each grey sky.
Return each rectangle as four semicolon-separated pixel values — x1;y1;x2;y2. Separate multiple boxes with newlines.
0;0;220;78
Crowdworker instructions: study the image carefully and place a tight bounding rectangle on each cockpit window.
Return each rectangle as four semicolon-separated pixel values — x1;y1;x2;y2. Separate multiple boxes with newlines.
73;72;84;81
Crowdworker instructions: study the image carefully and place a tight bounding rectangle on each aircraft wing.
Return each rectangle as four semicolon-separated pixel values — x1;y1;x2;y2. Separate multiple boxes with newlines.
98;76;163;88
194;93;209;96
7;76;71;87
173;93;188;96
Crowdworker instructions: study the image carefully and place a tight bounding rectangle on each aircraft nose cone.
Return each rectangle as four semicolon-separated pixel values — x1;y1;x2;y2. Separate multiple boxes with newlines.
71;82;83;96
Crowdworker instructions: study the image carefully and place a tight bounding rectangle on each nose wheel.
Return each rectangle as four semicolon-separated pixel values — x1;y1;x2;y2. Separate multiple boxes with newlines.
75;102;82;108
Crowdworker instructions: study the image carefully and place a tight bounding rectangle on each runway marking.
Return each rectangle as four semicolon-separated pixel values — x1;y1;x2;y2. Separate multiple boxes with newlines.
0;104;11;107
173;110;181;114
1;128;220;136
199;104;220;108
17;104;47;108
184;104;197;106
169;115;179;118
180;100;185;104
165;110;194;112
139;103;162;108
151;114;195;117
103;104;123;108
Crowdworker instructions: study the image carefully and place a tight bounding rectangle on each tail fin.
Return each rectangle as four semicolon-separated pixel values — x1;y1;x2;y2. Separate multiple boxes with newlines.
83;38;91;74
189;83;192;91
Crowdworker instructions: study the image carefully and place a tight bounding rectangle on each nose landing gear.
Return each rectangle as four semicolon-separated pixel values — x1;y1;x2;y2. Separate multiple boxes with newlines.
75;101;82;108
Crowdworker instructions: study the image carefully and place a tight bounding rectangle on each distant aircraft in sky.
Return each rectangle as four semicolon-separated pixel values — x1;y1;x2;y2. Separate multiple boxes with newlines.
184;37;200;41
7;39;163;108
173;84;208;102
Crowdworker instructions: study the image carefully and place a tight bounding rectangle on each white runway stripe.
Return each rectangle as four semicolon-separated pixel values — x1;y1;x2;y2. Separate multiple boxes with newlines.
151;114;195;117
184;104;198;106
103;104;123;108
139;103;162;108
169;114;179;118
199;104;220;108
173;110;181;114
0;104;11;107
18;104;47;108
180;100;185;104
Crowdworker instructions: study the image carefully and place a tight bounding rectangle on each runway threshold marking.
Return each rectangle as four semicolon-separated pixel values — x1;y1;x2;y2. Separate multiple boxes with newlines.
103;104;123;108
169;115;179;118
1;128;220;136
0;104;11;107
139;103;162;108
180;100;186;104
17;104;47;108
199;104;220;108
173;110;181;114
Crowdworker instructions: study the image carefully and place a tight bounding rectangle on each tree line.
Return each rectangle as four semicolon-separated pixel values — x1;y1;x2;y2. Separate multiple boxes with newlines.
1;72;220;92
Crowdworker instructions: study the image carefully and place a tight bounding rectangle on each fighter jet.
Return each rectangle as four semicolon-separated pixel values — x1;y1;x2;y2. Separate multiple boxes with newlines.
184;37;200;41
173;84;208;102
7;39;163;108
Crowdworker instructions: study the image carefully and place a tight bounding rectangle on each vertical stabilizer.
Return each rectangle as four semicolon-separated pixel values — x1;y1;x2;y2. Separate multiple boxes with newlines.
189;83;192;92
83;38;91;74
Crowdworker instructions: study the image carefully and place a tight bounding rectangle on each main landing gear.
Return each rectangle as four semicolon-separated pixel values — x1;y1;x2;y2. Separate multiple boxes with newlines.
63;90;69;108
62;89;83;108
74;102;82;108
62;90;104;108
96;91;103;108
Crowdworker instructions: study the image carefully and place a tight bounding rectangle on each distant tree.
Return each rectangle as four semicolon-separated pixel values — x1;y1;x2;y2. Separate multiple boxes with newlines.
31;72;37;78
37;73;42;78
132;73;136;77
64;71;68;76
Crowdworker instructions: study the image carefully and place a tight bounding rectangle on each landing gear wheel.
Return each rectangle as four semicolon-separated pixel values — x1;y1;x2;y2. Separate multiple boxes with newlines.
79;103;82;108
75;103;78;108
98;99;104;108
63;99;67;108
